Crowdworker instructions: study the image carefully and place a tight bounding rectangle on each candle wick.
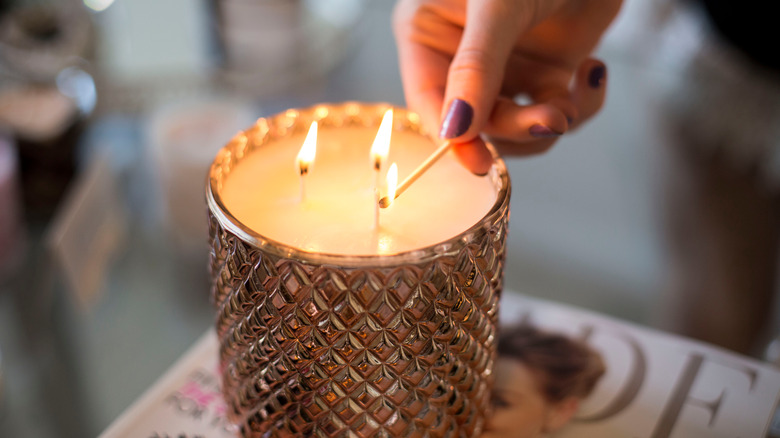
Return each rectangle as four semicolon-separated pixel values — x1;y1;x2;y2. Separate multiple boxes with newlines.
373;159;382;191
378;140;453;209
299;167;307;203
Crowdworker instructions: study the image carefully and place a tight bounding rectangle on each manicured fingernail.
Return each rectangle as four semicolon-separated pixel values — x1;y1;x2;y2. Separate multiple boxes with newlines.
439;98;473;139
529;124;562;138
588;64;606;88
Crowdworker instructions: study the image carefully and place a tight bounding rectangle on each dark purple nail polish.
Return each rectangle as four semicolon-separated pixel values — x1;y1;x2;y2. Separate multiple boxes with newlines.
588;64;606;89
529;124;562;138
439;98;473;139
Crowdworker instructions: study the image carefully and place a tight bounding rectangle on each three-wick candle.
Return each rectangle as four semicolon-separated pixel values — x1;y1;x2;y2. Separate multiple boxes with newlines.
220;109;496;255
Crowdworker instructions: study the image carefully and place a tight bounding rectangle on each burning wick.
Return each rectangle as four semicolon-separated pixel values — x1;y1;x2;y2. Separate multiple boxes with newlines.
379;140;452;208
370;109;393;188
370;109;393;229
296;121;317;202
385;163;398;208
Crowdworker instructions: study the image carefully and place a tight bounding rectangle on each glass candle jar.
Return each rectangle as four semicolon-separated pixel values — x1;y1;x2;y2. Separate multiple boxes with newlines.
206;102;511;437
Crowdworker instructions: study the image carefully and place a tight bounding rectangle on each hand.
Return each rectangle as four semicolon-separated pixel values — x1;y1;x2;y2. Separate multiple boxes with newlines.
393;0;623;174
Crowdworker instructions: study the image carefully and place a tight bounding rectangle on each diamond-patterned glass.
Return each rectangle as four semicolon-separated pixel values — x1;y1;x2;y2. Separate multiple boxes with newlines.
207;103;511;437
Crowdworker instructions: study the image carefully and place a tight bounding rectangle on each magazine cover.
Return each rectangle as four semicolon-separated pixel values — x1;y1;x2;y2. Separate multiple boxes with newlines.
499;295;780;437
100;293;780;438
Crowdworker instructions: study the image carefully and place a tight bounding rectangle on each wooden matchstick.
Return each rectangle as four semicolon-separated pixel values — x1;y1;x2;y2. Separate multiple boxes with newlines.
379;140;452;208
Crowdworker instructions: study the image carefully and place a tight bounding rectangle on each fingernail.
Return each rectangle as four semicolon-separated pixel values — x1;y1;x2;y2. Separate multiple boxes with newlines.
439;98;473;139
529;124;563;138
588;64;606;89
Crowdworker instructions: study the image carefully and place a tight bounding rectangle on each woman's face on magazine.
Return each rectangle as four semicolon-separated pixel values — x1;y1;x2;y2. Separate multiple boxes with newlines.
483;358;555;438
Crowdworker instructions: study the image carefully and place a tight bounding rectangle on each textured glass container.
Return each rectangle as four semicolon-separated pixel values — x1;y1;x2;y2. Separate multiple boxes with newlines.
206;102;511;437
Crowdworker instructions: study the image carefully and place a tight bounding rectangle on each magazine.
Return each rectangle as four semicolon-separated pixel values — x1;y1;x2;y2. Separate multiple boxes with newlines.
100;293;780;438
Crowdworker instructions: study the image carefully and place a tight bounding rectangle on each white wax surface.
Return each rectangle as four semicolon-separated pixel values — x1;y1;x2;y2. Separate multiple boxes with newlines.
221;126;497;255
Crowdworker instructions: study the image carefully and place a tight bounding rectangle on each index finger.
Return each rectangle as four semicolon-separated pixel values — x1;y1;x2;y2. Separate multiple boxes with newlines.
393;3;457;136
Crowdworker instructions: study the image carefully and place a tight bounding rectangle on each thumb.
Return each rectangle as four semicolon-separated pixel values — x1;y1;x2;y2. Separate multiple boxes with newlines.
439;0;564;142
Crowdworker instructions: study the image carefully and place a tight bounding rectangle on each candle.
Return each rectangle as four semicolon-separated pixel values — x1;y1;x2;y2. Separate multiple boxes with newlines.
207;103;511;438
147;97;255;259
220;112;496;255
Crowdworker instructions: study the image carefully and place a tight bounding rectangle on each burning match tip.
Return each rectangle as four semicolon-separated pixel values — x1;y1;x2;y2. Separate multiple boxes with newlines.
378;196;392;209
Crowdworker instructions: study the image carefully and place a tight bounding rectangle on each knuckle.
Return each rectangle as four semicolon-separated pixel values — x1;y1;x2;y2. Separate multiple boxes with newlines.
393;1;451;44
392;0;419;36
450;47;496;79
393;1;434;33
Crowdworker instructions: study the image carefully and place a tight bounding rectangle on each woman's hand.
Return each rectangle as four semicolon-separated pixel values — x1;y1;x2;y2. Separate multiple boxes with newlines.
393;0;623;174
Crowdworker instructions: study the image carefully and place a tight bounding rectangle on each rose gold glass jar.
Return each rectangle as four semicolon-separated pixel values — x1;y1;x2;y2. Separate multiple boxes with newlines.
206;102;511;437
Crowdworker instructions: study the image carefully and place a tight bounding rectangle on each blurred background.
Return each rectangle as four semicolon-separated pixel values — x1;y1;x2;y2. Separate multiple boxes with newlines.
0;0;778;436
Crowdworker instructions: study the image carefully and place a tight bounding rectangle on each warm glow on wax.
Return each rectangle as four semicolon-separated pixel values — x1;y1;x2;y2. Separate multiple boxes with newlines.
370;110;393;171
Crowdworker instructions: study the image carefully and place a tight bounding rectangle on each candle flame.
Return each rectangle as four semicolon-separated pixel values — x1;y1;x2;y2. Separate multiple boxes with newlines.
297;121;318;175
385;163;398;207
370;109;393;170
